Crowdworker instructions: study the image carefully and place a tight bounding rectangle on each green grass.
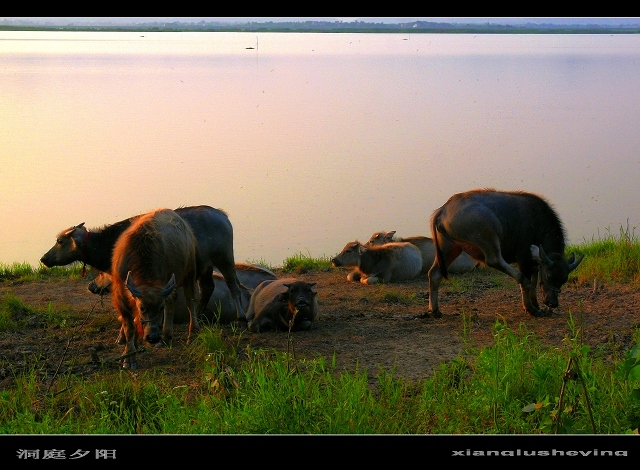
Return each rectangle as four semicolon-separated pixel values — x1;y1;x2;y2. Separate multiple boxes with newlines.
245;251;332;273
1;319;639;434
567;222;640;284
279;251;333;274
0;262;84;282
0;292;71;332
416;318;640;434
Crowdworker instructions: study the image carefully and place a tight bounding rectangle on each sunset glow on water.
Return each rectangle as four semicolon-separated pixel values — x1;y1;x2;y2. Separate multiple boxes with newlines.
1;32;639;267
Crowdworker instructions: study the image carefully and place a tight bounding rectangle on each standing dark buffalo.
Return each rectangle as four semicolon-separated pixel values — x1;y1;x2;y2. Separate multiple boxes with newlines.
111;208;198;369
40;205;246;323
426;188;584;318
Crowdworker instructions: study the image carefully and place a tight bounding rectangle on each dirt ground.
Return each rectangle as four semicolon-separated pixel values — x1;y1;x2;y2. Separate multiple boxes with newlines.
1;266;639;389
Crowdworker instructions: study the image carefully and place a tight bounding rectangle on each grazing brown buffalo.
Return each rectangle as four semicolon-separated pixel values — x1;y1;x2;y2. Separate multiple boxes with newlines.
111;208;198;369
39;205;247;323
331;240;422;284
246;278;318;333
426;188;584;318
89;263;277;332
365;230;478;274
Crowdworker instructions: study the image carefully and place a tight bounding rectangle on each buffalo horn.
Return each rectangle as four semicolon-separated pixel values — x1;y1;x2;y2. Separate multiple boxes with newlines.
568;253;585;271
125;271;143;298
161;273;177;298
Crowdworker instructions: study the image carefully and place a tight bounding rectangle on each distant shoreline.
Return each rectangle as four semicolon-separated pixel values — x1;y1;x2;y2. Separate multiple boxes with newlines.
1;24;639;34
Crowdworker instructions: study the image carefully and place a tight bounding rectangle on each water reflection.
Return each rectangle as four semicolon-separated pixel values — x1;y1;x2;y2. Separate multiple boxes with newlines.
1;32;639;267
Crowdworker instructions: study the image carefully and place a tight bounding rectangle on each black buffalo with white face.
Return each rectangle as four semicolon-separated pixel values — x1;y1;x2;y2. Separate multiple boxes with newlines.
246;278;318;333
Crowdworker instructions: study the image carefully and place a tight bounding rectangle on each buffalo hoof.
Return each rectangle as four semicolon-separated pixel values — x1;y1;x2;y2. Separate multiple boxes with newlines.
233;319;249;331
416;310;442;319
122;359;137;370
528;308;552;318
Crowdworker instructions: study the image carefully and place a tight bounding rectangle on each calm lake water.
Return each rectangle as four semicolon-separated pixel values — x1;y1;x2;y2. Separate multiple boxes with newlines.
1;31;640;268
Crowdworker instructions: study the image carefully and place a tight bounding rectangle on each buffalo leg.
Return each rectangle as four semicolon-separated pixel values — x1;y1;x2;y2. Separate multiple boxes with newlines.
484;257;543;316
160;294;176;347
426;239;465;317
197;267;215;321
116;325;125;345
217;264;247;322
183;278;199;344
120;315;138;369
426;259;445;318
527;266;541;310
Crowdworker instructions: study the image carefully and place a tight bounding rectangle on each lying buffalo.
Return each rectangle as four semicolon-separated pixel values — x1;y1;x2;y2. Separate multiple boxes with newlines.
40;205;246;323
111;208;198;369
89;263;277;329
366;230;478;274
246;278;318;333
331;240;422;284
426;188;584;318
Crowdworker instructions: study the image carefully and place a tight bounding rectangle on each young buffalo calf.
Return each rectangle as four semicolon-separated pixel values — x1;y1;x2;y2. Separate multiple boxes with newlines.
246;278;318;333
331;240;422;284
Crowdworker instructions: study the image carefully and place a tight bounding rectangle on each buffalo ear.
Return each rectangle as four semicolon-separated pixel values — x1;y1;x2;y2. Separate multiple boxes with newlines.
62;222;84;238
71;223;87;244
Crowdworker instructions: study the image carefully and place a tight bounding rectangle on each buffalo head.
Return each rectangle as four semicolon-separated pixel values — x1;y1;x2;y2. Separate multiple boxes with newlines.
531;244;584;309
40;222;87;268
125;271;177;344
279;281;318;331
88;271;112;295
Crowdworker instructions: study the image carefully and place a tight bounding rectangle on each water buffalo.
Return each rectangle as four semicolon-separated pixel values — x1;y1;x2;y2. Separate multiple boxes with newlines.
40;205;247;323
426;188;584;318
246;278;318;333
331;240;422;284
111;208;198;369
366;230;478;274
89;263;277;330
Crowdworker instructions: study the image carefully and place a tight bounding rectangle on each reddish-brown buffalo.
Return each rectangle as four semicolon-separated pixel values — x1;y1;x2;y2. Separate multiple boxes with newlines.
111;208;198;369
89;263;277;334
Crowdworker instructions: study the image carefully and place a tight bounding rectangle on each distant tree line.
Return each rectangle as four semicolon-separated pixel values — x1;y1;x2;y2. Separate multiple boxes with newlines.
1;19;639;34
